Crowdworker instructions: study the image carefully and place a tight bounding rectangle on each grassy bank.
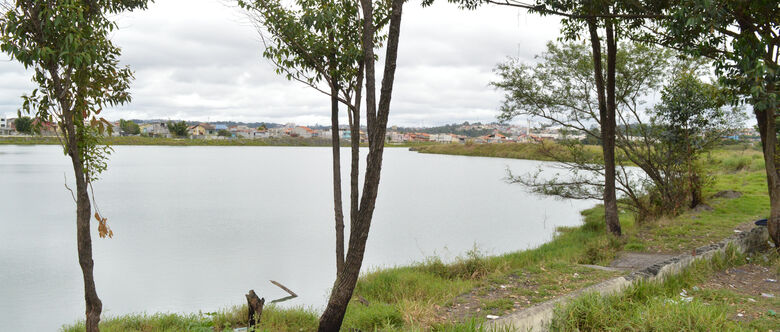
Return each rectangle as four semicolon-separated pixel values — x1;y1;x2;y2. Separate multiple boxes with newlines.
62;146;773;331
411;142;587;161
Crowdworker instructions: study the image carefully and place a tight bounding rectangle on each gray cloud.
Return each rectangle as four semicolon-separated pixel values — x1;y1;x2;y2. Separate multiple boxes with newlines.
0;0;562;126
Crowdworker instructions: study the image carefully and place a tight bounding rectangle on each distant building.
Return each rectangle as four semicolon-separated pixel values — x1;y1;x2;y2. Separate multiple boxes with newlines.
0;115;12;135
141;122;171;137
291;126;315;138
339;128;352;140
386;131;404;143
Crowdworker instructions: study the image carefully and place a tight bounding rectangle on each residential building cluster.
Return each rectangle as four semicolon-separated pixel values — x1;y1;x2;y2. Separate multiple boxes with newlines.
0;115;762;144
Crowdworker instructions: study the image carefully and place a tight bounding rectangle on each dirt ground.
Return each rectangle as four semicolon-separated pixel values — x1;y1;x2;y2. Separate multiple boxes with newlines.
433;266;619;323
699;263;780;323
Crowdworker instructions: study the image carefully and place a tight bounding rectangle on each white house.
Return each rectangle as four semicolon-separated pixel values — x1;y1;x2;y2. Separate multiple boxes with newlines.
253;130;271;139
291;126;315;138
0;115;14;135
430;133;455;143
141;122;171;137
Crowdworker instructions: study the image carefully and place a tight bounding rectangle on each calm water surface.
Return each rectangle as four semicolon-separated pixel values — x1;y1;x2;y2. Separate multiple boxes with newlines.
0;145;596;331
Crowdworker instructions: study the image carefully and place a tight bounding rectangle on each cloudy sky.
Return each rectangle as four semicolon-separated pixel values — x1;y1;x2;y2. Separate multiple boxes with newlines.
0;0;563;126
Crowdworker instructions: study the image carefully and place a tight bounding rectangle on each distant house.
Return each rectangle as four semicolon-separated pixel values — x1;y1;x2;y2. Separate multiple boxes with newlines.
188;123;216;138
140;122;171;137
0;115;13;135
253;130;270;139
291;126;315;138
339;128;352;140
230;125;252;139
386;131;404;143
407;133;430;142
482;133;507;143
430;133;456;143
318;129;333;139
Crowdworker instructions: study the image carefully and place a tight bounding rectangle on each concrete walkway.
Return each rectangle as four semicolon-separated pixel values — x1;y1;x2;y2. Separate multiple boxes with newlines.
485;227;770;332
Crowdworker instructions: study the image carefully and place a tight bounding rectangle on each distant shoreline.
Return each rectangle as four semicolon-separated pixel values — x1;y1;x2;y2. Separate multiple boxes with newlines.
0;136;437;148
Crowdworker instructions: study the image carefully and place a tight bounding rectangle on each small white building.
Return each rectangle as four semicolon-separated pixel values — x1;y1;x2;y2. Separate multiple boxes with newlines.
141;122;171;137
253;130;271;139
430;133;455;143
0;115;14;135
386;131;405;143
291;126;315;138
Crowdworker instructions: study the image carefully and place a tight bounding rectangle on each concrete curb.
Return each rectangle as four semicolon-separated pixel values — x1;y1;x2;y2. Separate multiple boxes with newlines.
486;226;770;332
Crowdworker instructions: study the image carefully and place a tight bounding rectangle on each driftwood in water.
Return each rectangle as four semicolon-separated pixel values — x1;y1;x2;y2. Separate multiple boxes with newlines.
270;280;298;297
245;289;265;328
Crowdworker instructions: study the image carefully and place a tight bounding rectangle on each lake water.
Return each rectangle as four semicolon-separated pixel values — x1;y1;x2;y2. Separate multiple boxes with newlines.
0;145;596;331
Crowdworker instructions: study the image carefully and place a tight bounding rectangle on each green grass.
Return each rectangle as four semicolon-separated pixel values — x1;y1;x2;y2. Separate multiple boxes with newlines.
413;142;601;162
550;248;780;331
62;145;774;331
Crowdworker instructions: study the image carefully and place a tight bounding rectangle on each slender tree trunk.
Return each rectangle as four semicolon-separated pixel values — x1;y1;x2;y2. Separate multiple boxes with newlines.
50;57;102;331
65;119;102;332
318;0;404;330
588;18;621;236
350;61;364;230
330;79;345;275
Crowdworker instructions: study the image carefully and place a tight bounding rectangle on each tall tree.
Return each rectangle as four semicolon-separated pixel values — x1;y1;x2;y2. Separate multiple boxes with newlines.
240;0;407;329
1;1;149;330
317;0;405;329
647;0;780;245
429;0;663;236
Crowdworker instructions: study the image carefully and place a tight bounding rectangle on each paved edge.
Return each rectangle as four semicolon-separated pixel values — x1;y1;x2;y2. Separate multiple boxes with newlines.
485;226;771;332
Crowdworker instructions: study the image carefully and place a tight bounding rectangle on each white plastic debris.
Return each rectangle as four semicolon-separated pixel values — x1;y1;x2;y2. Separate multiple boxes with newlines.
765;279;777;283
748;298;757;302
761;293;775;298
737;313;744;317
486;315;500;320
573;273;580;278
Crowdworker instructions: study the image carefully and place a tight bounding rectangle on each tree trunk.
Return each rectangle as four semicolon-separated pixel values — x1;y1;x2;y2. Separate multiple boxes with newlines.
588;18;621;236
330;78;345;274
66;122;103;332
756;80;780;247
317;0;404;330
350;61;364;232
245;290;265;328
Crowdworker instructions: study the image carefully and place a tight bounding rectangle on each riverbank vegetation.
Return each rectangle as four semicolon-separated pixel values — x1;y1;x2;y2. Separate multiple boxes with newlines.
63;145;774;331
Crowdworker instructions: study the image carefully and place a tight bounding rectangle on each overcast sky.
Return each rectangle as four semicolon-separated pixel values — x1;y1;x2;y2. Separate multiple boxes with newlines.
0;0;563;126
